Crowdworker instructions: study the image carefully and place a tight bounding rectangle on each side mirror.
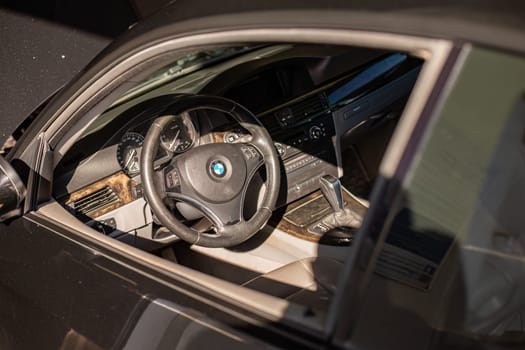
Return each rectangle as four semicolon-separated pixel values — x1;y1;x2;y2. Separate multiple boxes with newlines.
0;156;26;221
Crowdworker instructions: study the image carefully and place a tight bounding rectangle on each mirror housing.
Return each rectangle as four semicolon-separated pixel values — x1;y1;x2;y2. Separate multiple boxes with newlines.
0;156;26;221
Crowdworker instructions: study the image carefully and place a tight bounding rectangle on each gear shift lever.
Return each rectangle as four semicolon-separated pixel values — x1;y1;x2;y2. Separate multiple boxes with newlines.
319;175;345;214
315;174;363;231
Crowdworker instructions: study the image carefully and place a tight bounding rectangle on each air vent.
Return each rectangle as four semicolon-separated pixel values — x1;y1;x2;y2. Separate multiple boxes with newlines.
290;94;327;120
273;94;328;128
71;186;120;216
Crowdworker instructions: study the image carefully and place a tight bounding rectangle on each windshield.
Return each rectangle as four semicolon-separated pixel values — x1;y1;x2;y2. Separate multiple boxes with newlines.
79;45;264;139
114;46;257;105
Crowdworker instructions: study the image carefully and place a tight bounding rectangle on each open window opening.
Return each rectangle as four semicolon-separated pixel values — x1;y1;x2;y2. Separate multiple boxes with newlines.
47;41;427;331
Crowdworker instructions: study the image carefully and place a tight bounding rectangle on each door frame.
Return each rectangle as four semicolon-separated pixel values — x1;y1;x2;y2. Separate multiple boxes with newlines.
14;17;456;347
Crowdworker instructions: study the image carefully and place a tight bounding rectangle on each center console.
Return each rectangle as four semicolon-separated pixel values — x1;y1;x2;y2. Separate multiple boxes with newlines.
258;92;339;206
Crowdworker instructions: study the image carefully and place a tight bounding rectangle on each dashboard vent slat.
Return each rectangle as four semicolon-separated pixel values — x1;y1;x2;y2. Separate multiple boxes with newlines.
270;93;328;129
289;94;326;121
72;186;120;216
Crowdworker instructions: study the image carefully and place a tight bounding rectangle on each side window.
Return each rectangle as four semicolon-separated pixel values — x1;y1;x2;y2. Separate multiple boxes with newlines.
51;43;426;334
459;96;525;336
351;48;525;349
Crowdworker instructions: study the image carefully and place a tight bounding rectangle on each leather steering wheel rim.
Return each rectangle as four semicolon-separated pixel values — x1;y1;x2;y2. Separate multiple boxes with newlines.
141;95;280;247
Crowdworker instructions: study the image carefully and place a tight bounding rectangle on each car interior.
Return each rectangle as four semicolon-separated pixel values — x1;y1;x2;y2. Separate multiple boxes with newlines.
51;43;424;321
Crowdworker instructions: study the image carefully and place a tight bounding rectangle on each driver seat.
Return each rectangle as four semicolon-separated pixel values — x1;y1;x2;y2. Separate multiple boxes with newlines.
242;257;344;315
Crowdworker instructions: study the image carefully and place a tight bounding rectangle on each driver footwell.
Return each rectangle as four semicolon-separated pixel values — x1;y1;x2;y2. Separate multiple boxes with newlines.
169;243;344;317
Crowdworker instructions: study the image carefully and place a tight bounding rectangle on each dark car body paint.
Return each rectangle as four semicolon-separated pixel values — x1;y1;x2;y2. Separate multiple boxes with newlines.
0;217;142;348
0;214;314;349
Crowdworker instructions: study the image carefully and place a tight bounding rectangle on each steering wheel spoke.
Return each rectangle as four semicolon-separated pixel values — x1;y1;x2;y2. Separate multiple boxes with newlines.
237;142;264;179
153;152;174;170
165;191;242;229
161;163;182;197
201;198;245;228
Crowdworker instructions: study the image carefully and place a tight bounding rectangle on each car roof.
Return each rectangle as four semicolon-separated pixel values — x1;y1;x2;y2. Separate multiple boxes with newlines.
159;0;524;28
133;0;525;54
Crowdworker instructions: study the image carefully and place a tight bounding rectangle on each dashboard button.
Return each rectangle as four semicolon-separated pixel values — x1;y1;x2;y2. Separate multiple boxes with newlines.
309;126;322;139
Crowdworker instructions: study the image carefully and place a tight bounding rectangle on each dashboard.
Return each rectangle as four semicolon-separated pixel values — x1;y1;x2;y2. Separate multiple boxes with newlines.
53;44;422;241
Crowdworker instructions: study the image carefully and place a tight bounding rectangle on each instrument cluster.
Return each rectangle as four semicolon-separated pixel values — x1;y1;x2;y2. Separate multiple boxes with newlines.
116;112;199;177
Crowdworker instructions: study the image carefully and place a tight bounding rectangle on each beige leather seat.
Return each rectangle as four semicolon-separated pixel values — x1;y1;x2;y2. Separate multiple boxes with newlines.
242;257;344;315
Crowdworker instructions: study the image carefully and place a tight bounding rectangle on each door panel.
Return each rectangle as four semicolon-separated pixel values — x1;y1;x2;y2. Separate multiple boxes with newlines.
346;47;525;349
0;216;278;349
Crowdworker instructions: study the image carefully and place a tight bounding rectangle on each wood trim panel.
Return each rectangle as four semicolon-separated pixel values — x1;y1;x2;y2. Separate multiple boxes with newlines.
63;172;136;219
270;190;367;243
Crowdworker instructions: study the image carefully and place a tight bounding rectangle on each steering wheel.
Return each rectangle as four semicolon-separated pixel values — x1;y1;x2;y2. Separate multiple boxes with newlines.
140;95;281;248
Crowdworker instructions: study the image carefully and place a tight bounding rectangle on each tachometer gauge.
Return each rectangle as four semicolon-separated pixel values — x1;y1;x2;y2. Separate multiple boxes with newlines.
160;112;197;153
117;132;144;176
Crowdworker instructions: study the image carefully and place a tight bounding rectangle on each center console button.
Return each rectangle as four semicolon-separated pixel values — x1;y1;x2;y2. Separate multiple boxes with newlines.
309;125;322;139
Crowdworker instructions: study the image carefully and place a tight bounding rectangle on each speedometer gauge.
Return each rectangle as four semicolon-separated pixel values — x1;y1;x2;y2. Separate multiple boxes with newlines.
160;112;197;153
117;132;144;176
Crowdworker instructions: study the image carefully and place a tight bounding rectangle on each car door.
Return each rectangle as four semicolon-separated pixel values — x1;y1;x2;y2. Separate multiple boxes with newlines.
0;5;465;350
330;46;525;349
0;145;279;348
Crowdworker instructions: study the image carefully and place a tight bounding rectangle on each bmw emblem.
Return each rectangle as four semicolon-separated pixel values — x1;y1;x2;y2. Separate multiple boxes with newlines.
210;160;226;177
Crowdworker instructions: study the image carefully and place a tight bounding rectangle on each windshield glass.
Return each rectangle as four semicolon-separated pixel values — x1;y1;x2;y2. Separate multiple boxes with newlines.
114;46;257;105
80;45;261;138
